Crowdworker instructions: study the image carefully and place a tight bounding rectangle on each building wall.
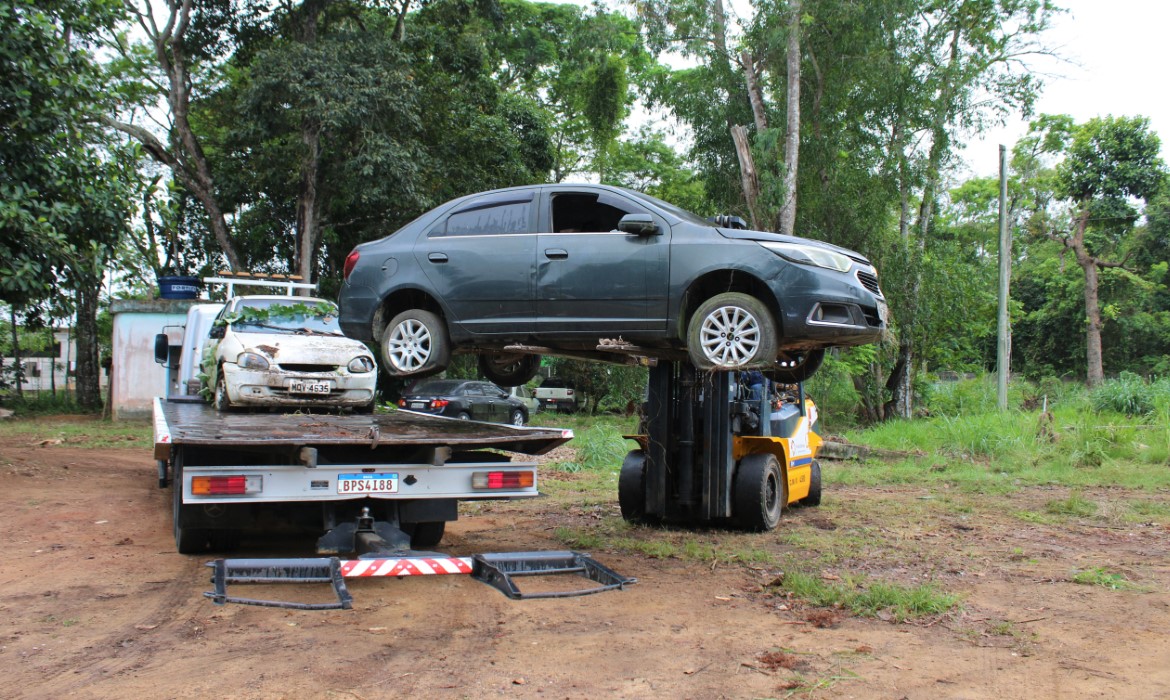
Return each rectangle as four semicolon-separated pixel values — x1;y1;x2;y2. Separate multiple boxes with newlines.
110;299;200;420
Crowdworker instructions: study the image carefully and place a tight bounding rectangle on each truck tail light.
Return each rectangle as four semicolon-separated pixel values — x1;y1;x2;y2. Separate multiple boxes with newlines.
191;475;263;496
472;470;535;490
343;250;360;281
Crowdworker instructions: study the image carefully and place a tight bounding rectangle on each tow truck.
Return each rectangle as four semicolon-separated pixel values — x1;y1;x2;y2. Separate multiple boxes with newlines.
152;279;634;608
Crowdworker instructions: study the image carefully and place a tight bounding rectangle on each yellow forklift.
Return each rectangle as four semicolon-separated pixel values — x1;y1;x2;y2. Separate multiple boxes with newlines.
621;361;823;531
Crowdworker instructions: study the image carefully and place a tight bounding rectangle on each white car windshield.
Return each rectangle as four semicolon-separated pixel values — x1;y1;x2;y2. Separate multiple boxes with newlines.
229;299;345;336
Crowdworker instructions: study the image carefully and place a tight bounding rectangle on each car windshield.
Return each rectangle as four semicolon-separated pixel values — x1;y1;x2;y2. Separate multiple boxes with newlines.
623;188;713;227
229;299;345;335
409;380;464;395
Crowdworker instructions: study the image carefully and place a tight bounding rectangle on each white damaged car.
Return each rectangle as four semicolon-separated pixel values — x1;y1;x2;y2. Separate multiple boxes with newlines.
202;296;378;411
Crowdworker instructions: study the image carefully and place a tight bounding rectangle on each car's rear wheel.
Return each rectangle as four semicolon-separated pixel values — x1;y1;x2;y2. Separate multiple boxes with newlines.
478;352;540;387
687;293;778;370
381;309;450;377
763;349;826;384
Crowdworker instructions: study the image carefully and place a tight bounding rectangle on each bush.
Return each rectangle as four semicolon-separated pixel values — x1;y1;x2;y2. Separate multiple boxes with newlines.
1089;373;1161;417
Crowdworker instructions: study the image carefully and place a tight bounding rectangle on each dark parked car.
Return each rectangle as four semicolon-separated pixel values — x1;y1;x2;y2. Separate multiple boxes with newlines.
339;184;886;385
398;379;529;426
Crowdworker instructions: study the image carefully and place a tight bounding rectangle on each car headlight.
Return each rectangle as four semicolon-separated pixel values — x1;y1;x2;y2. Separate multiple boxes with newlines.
348;356;376;373
759;241;854;273
237;351;270;371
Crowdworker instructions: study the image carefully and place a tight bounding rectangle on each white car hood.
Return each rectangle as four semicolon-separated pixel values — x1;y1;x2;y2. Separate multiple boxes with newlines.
232;331;371;364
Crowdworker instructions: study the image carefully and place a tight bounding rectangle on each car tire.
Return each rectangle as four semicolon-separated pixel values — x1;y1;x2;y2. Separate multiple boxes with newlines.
763;349;826;384
456;411;471;420
734;452;785;532
509;409;526;426
381;309;450;377
687;293;778;371
618;450;648;523
212;372;232;412
478;352;541;387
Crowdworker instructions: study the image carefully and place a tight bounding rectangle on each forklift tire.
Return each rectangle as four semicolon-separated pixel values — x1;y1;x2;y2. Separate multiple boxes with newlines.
618;450;648;523
407;521;446;548
172;452;210;554
734;453;786;532
803;459;822;507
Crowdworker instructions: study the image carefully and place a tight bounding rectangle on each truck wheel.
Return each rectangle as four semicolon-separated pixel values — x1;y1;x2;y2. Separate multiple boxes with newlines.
408;521;445;549
381;309;450;377
734;453;785;532
172;452;209;554
687;293;778;370
213;373;232;412
478;352;540;387
619;450;648;523
509;409;525;426
764;349;826;384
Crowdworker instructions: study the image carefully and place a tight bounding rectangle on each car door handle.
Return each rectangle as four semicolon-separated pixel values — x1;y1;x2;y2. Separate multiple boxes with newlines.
544;249;568;260
427;252;448;263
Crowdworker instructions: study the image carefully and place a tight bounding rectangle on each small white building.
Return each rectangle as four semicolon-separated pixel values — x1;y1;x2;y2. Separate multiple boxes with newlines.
109;298;201;420
4;328;108;394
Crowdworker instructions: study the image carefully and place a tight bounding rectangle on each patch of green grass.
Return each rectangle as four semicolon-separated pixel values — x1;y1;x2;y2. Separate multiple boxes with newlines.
1044;492;1098;518
1070;567;1139;591
774;571;961;622
0;417;152;448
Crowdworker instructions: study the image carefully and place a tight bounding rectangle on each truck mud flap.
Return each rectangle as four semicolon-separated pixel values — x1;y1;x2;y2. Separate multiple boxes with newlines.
204;551;635;609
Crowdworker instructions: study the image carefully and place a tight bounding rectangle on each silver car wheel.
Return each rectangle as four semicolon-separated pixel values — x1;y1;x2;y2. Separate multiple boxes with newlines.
387;318;432;372
698;305;761;367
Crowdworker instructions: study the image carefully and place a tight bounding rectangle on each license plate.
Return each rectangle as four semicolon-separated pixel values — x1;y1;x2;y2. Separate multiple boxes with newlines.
289;380;331;395
410;401;426;410
337;473;398;494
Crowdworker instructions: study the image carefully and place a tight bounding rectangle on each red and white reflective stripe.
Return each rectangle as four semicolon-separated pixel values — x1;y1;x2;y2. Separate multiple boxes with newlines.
340;557;474;577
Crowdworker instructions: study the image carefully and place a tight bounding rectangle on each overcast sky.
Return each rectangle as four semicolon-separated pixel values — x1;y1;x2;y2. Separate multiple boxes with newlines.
960;0;1170;177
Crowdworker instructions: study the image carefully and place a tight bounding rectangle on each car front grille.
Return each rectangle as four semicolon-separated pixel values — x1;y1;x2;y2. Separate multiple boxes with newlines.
279;364;338;373
856;269;883;298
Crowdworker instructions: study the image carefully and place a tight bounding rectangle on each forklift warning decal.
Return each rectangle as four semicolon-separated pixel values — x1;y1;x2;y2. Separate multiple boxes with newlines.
788;421;812;458
340;557;474;577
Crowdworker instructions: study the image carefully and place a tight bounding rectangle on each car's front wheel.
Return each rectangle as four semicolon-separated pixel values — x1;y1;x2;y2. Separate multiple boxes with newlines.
509;409;526;426
381;309;450;377
213;371;232;412
478;352;540;387
687;293;778;370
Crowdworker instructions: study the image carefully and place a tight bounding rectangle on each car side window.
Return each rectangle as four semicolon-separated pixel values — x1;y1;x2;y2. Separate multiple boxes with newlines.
550;192;644;233
463;384;485;397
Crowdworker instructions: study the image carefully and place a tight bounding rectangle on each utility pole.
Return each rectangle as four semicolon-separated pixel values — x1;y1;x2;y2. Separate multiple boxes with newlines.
996;145;1012;410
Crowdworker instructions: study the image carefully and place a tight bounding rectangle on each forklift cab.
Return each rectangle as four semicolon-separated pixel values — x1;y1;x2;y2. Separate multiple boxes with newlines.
622;362;822;532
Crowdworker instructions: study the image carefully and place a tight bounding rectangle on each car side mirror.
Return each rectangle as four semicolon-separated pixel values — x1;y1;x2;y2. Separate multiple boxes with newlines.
617;213;659;236
208;324;225;340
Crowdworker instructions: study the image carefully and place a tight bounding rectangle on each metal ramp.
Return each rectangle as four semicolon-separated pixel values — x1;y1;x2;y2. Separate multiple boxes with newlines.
205;551;636;610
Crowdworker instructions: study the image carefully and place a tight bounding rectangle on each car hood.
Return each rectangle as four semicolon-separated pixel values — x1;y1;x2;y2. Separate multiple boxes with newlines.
715;228;873;265
232;331;372;364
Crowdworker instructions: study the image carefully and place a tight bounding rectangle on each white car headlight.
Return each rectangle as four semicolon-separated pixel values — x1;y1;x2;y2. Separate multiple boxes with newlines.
759;241;854;273
348;356;376;373
237;351;270;371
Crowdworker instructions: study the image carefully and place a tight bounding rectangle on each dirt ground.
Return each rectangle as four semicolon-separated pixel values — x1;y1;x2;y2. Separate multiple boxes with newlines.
2;437;1170;699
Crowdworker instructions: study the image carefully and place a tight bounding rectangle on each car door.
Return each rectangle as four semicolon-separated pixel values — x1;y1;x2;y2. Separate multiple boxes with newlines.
415;190;538;336
535;187;670;336
460;382;492;421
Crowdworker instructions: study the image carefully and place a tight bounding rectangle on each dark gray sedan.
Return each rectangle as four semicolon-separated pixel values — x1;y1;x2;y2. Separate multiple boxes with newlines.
398;379;529;426
339;184;886;385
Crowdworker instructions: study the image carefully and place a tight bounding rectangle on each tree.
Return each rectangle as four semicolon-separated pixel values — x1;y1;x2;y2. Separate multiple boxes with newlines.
1037;115;1165;386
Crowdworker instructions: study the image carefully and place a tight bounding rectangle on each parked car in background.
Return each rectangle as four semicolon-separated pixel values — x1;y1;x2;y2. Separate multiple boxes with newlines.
534;377;580;413
509;384;540;415
338;183;886;386
398;379;529;425
201;296;377;412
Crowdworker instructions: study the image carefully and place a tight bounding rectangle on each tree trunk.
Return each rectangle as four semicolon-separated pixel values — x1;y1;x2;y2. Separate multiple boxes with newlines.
741;51;768;132
731;125;762;230
73;282;101;411
296;126;323;294
1066;210;1105;386
777;0;801;237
